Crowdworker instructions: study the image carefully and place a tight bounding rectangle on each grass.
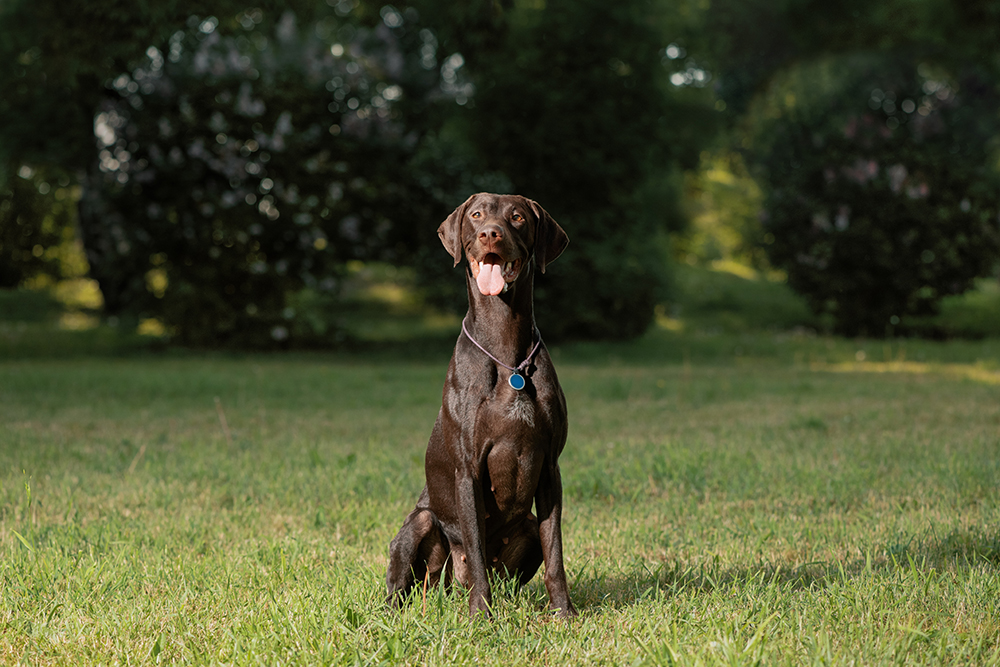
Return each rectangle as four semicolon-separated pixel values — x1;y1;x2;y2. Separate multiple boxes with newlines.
2;274;1000;665
666;263;816;334
668;263;1000;339
2;327;1000;665
909;278;1000;339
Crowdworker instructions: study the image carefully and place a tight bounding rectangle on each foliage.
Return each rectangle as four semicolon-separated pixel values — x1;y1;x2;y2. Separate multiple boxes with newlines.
702;0;1000;117
75;7;467;347
443;0;716;340
699;1;1000;340
0;0;296;171
0;0;476;346
746;54;1000;336
0;167;78;288
676;152;768;269
10;0;1000;344
3;0;714;345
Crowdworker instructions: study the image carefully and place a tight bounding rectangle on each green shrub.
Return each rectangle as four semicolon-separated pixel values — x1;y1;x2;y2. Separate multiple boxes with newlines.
0;288;61;322
0;167;76;288
747;54;1000;337
78;10;453;347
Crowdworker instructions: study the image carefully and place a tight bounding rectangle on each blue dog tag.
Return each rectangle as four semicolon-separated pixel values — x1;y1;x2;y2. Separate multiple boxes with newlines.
509;373;526;391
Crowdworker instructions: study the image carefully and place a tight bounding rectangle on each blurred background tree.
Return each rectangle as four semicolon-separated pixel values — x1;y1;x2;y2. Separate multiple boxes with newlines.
0;167;76;288
76;7;466;346
701;0;1000;336
423;0;715;340
745;55;1000;336
2;0;482;345
2;0;999;344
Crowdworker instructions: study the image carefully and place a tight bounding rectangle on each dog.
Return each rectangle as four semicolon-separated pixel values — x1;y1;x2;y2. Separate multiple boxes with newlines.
386;193;576;618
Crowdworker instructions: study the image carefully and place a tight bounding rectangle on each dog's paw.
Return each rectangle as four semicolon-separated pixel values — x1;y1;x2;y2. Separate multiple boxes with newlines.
550;603;578;619
468;594;493;620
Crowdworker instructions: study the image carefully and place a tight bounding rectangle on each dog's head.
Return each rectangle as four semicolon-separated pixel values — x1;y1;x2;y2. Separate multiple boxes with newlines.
437;193;569;296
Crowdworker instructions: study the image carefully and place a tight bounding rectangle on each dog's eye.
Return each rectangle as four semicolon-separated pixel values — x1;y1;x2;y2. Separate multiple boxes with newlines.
471;211;482;219
512;213;524;223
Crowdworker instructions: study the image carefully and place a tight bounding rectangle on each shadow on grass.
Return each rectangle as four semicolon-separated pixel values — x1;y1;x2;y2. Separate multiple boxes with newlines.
568;526;1000;611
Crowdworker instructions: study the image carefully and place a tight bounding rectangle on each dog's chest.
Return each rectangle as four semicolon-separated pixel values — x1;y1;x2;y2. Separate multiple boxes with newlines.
505;392;535;427
484;433;544;519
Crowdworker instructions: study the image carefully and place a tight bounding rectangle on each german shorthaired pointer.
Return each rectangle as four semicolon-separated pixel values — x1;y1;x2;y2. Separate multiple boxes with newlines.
386;193;575;618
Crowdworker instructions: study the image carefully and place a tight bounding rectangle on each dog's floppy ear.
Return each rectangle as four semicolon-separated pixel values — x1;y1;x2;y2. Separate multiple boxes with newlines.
437;194;477;267
528;199;569;273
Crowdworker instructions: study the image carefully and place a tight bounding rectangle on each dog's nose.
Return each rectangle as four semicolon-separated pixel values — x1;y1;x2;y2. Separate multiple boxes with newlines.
478;225;503;245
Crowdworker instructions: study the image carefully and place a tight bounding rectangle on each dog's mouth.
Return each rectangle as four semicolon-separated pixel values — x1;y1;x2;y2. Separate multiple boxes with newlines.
469;253;521;296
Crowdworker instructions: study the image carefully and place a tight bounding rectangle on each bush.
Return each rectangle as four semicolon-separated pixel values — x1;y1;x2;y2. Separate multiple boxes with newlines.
0;167;76;288
78;9;454;347
746;54;1000;337
8;0;717;346
0;288;61;322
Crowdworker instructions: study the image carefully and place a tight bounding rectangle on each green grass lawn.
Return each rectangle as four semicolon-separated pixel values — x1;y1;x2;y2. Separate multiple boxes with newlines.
2;324;1000;665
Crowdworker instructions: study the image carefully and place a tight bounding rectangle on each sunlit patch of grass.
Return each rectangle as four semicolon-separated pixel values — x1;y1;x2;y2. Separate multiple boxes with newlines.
708;258;761;280
654;305;685;332
668;264;816;334
335;261;460;343
670;265;1000;341
57;311;100;330
364;283;416;308
905;277;1000;338
811;359;1000;384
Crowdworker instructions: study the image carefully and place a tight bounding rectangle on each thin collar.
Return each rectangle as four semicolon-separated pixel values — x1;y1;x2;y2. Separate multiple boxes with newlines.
461;316;543;377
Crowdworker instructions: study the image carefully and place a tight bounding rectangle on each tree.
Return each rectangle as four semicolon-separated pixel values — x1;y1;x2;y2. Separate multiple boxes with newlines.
3;0;716;344
702;0;999;118
0;0;186;290
0;167;79;288
746;54;1000;336
424;0;715;339
0;0;292;173
74;7;470;346
2;0;482;345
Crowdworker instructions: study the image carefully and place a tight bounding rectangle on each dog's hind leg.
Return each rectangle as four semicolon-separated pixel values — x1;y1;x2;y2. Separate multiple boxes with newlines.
386;499;450;607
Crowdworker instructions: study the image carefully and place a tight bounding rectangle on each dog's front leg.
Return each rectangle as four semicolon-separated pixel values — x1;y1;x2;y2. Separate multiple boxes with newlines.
454;467;492;617
535;461;577;617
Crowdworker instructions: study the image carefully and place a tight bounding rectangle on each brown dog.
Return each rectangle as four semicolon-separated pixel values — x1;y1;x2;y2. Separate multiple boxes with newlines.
386;193;575;618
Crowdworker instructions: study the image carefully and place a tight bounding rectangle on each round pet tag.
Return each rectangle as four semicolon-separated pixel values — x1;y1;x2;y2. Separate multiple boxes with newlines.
508;373;526;391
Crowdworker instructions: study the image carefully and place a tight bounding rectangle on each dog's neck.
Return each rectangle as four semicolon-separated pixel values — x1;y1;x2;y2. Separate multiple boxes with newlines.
463;264;537;366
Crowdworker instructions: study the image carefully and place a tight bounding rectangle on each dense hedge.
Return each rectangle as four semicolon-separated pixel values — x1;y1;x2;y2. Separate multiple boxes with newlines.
77;9;460;346
747;55;1000;336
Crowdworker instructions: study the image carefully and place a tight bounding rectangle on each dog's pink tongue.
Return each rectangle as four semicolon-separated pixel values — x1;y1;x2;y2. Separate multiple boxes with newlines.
477;261;505;296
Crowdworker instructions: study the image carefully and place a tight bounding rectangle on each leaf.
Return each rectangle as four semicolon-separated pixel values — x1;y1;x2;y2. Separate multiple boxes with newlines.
12;529;33;551
149;632;163;660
